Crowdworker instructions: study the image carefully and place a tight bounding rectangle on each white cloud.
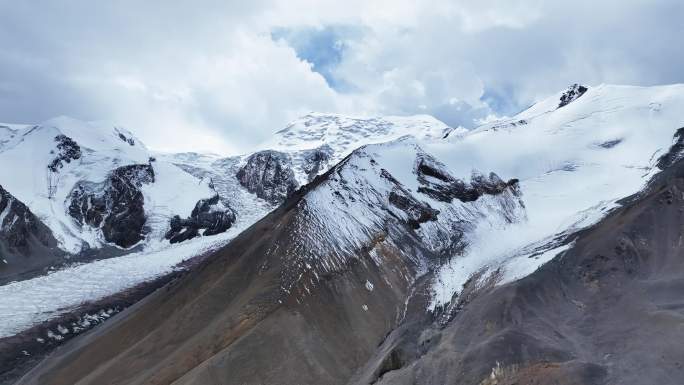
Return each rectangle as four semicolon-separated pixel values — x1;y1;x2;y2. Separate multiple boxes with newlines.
0;0;682;154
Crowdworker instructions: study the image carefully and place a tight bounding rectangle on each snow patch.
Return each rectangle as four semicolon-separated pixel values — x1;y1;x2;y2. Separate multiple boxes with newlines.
427;84;684;310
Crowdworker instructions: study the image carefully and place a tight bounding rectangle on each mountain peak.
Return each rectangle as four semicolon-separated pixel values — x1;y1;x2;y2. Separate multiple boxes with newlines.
263;112;451;155
37;116;148;156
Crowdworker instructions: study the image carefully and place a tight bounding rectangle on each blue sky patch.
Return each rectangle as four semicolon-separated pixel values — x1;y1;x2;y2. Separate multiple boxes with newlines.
272;25;360;92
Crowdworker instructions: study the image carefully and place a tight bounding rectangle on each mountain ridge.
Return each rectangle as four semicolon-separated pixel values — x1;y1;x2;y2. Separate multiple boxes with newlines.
4;83;684;384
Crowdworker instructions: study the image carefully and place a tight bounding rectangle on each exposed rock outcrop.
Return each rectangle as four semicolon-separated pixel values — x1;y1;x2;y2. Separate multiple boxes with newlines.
47;135;81;172
415;155;518;203
0;185;61;282
115;129;135;146
68;164;154;248
657;127;684;169
236;150;298;204
0;185;57;257
302;145;333;182
164;195;236;244
388;191;439;229
558;84;588;108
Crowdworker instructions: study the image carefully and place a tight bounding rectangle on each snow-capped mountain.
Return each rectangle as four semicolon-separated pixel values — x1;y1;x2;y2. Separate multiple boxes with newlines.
265;112;454;152
164;113;455;205
425;83;684;312
256;112;457;187
10;83;684;385
0;117;234;281
0;112;458;332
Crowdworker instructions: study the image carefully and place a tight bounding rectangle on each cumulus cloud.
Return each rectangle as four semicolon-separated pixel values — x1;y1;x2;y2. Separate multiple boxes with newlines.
0;0;682;154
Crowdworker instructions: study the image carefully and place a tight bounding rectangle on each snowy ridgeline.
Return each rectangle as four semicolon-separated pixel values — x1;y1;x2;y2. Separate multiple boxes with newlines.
425;84;684;309
0;112;458;336
1;84;684;338
267;84;684;313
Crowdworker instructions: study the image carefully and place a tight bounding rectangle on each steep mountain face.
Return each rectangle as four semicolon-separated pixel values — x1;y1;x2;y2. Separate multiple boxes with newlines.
68;163;155;248
425;84;684;312
236;150;299;204
0;185;60;280
8;84;684;385
0;118;233;281
300;145;333;182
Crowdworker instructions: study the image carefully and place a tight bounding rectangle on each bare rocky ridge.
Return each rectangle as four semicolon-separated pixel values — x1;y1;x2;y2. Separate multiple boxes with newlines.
14;176;423;385
657;127;684;169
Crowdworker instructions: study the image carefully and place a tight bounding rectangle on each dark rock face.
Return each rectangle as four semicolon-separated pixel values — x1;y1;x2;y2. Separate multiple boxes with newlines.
388;191;439;229
378;168;440;229
415;155;518;203
165;195;236;244
236;150;298;204
0;185;57;257
48;135;81;172
558;84;588;108
597;138;623;149
302;145;333;182
0;185;61;283
116;131;135;146
68;164;154;248
657;127;684;169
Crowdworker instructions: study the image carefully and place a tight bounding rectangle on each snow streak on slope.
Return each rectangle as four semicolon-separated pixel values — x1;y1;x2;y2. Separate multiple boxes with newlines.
425;84;684;310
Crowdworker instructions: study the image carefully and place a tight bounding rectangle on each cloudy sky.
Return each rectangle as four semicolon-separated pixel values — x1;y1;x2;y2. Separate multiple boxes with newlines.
1;0;682;154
